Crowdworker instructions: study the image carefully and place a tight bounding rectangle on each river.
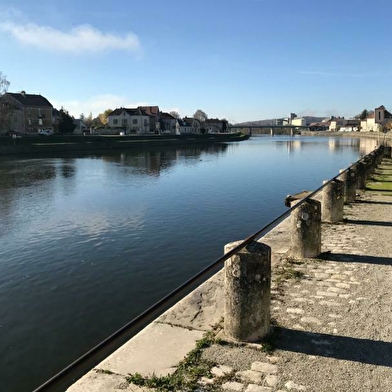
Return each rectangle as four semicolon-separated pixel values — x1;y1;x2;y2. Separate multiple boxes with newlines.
0;135;376;391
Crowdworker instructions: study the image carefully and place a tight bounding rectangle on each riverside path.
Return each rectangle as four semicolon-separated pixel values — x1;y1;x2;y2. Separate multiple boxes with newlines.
66;155;392;392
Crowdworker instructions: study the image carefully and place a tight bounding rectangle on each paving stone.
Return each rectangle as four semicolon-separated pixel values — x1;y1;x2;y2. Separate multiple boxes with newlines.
266;355;280;364
251;362;278;374
199;376;215;385
211;365;233;377
237;370;264;383
286;307;305;314
327;287;346;293
285;380;307;390
245;385;272;392
319;300;341;306
300;316;322;325
222;381;245;391
335;283;351;289
265;374;278;387
316;291;338;297
314;272;330;279
292;298;308;303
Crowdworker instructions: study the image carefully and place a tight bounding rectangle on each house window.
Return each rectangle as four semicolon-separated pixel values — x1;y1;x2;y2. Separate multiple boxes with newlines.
144;119;148;126
378;111;381;120
38;119;43;125
122;119;128;125
38;108;42;117
133;119;137;124
113;119;118;124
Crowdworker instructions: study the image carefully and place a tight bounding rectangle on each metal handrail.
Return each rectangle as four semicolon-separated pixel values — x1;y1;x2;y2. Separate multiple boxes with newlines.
32;146;382;392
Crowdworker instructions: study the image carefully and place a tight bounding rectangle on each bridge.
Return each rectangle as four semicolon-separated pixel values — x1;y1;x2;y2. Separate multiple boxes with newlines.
228;124;328;136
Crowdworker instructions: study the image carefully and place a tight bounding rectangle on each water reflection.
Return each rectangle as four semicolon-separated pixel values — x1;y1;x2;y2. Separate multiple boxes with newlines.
0;137;374;392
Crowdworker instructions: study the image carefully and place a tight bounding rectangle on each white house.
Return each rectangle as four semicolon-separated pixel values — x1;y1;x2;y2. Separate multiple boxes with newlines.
183;117;201;134
175;119;192;134
107;107;151;134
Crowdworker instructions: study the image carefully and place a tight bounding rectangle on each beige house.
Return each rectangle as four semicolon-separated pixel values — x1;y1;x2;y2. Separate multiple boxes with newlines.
5;91;53;134
107;107;151;134
360;106;392;132
328;117;346;131
291;117;306;127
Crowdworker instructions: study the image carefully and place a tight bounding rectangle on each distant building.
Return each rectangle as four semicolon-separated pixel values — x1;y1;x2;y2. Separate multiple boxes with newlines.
360;105;392;132
329;117;346;131
291;117;306;127
175;118;192;134
5;91;53;134
159;112;177;133
339;119;360;132
183;117;201;134
73;119;88;135
107;107;152;134
204;118;229;133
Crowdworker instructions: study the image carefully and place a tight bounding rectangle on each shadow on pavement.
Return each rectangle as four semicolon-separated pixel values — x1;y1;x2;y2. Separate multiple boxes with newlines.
344;219;392;227
319;252;392;266
273;327;392;367
356;200;392;206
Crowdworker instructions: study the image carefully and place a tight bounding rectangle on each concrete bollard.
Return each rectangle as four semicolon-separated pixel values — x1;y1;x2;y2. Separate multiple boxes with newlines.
224;240;271;342
339;168;356;203
383;146;391;159
356;161;367;190
290;199;321;258
322;179;344;222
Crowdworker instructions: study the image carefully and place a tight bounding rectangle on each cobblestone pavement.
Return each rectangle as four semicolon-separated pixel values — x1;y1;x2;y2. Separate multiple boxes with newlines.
198;188;392;392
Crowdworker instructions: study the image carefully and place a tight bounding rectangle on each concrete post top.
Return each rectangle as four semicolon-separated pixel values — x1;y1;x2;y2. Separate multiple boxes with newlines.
245;241;271;254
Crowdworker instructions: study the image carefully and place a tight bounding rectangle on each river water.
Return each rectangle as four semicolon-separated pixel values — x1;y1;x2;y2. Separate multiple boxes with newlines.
0;136;375;391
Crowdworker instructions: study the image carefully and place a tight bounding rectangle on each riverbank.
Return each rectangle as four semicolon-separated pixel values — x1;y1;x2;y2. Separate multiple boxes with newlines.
0;132;249;156
65;154;392;392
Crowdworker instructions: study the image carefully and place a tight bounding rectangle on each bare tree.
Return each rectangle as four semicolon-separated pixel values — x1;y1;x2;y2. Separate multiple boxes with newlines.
193;109;208;122
169;111;180;119
0;72;11;132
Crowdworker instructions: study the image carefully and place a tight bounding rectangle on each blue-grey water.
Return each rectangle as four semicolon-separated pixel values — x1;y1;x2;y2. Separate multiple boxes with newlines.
0;136;375;391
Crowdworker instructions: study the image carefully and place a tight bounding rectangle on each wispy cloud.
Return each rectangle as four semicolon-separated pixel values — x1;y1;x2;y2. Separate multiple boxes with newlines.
0;21;141;54
52;94;148;118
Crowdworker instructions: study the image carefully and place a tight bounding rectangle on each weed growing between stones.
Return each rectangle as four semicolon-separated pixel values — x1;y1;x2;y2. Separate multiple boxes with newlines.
126;331;217;391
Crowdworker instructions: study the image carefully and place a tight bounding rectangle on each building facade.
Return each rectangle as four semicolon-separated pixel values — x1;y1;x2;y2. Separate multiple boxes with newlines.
5;91;53;134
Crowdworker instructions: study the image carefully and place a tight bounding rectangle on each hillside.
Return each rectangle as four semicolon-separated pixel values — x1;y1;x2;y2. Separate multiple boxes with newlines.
234;116;326;126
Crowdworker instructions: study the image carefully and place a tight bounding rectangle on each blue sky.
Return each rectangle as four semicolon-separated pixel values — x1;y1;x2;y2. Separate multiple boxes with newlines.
1;0;391;123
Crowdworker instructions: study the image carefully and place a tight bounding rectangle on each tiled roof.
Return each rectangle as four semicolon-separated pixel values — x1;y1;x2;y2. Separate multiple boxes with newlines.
108;107;146;116
160;112;176;120
177;119;191;126
139;106;159;116
7;92;53;107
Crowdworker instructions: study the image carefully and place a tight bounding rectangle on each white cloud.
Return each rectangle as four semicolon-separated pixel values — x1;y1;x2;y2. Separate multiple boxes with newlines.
51;94;148;118
0;21;140;54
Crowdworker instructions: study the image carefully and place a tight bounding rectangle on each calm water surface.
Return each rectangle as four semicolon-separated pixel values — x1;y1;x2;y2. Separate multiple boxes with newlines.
0;136;375;391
